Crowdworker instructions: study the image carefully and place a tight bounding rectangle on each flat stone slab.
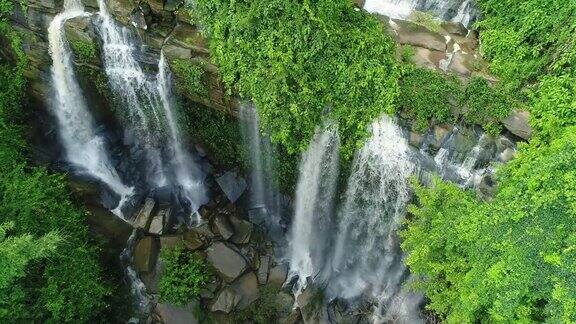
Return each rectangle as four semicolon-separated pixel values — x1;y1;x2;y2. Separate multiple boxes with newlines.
206;242;247;282
216;171;247;203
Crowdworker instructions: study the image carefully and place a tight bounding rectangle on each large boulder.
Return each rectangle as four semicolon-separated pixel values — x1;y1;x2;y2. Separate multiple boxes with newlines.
206;242;248;282
267;264;288;288
391;19;447;52
134;236;158;273
210;287;241;314
230;272;259;309
503;110;532;140
134;198;155;230
212;214;234;240
156;302;198;324
229;216;253;244
216;171;247;203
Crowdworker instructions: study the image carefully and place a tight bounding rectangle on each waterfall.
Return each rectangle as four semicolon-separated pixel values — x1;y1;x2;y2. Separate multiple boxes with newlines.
157;53;208;223
363;0;479;27
239;104;283;239
48;0;132;217
287;121;340;295
120;229;152;318
96;0;167;188
326;115;421;323
96;0;207;221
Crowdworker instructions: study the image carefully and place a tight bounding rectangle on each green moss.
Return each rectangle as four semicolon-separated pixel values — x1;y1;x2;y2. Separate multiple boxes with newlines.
69;40;98;64
158;245;212;306
410;11;442;33
397;67;460;131
171;59;208;98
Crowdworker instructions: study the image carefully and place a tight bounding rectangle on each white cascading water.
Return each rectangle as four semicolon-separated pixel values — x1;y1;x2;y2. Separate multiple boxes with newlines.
288;121;340;295
48;0;133;217
157;52;208;223
326;116;421;323
239;104;283;239
364;0;478;27
96;0;168;187
96;0;207;220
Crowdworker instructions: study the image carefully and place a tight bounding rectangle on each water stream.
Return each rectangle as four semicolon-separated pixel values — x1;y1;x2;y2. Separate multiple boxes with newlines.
287;121;341;295
239;103;284;240
47;0;132;218
364;0;479;27
96;0;208;222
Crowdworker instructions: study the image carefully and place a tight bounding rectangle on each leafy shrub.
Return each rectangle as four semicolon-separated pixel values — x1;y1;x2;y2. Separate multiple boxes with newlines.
193;0;399;161
397;67;460;131
403;127;576;322
460;77;514;135
233;286;283;323
159;245;212;306
170;59;208;98
70;39;98;63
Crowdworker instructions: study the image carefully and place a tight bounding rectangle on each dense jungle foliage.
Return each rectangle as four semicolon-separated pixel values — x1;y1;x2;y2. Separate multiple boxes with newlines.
402;0;576;322
0;2;123;322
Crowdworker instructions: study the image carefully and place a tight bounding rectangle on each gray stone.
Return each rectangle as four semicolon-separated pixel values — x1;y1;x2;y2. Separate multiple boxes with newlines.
206;242;247;282
213;214;234;240
216;171;247;203
160;235;182;251
441;21;468;36
183;230;204;250
503;110;532;140
500;148;516;163
409;131;424;148
156;302;198;324
134;198;155;230
257;255;270;284
410;46;447;70
164;0;183;11
447;51;477;76
107;0;138;24
210;287;241;313
229;216;253;244
391;19;447;52
134;236;158;273
129;8;147;30
231;272;259;309
267;264;288;288
149;214;164;235
163;44;192;60
166;24;209;54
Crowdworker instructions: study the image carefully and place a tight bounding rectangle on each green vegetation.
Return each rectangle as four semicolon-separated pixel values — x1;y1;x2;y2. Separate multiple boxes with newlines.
193;0;399;161
171;59;208;98
410;11;442;33
403;130;576;322
233;286;286;323
460;77;515;135
401;1;576;322
397;67;459;131
70;39;98;63
158;245;212;306
181;100;247;169
0;2;121;322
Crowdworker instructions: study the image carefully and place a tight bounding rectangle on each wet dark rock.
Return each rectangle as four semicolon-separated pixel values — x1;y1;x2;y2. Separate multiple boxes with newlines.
216;171;247;203
160;235;182;250
257;255;270;284
164;0;183;12
206;242;248;283
134;236;158;273
212;214;234;240
134;198;155;230
229;216;253;244
391;19;447;52
155;302;198;324
129;8;148;30
230;272;259;309
182;230;204;250
267;264;288;288
210;287;241;313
